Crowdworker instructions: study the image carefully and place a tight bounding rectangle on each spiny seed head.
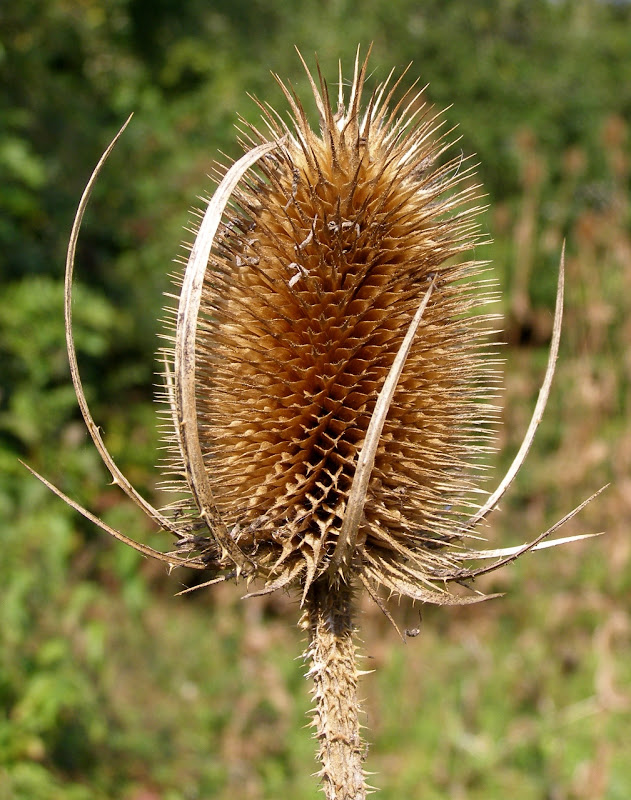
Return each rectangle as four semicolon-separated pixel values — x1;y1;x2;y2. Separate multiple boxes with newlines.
160;51;500;602
31;49;587;609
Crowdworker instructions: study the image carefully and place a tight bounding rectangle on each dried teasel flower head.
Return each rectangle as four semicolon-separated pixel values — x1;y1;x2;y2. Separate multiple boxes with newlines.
159;51;499;602
27;48;602;610
153;49;601;605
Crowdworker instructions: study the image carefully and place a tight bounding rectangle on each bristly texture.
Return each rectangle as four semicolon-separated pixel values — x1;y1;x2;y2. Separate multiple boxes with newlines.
158;51;501;602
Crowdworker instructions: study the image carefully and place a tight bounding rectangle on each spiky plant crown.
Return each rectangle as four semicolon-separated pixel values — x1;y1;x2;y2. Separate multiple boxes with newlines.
158;54;502;602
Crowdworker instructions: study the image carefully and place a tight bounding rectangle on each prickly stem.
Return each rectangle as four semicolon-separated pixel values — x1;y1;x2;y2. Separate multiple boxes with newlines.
303;580;366;800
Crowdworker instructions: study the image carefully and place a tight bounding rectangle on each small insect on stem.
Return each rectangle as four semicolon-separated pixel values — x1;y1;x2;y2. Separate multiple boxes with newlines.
405;611;423;639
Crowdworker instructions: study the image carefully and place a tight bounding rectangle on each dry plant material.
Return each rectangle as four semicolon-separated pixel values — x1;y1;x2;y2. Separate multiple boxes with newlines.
26;48;604;800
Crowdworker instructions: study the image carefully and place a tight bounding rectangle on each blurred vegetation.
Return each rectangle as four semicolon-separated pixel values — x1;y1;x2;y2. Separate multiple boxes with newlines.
1;1;630;798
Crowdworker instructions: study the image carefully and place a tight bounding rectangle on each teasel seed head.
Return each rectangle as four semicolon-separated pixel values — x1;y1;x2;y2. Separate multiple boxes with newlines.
26;48;602;611
157;50;502;602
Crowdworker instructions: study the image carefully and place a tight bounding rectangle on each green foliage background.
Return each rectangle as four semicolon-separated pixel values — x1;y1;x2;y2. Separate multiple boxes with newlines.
1;1;630;798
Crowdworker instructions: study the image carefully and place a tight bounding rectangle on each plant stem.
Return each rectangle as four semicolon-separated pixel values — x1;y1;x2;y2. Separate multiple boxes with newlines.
303;579;366;800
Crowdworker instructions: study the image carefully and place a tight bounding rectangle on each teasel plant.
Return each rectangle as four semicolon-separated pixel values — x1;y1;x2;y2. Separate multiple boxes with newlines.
25;48;604;800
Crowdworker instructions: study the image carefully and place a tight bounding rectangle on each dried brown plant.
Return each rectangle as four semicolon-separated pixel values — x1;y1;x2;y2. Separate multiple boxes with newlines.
25;49;603;800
